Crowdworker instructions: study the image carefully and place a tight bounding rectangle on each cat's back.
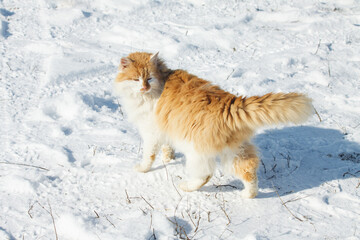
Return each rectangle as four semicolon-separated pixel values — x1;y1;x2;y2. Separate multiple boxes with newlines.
155;70;239;152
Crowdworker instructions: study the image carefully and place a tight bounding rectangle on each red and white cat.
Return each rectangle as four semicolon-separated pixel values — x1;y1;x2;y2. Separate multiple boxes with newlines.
114;52;313;198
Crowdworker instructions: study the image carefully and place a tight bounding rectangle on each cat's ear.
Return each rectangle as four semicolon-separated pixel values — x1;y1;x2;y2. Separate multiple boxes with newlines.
150;52;159;65
120;57;132;70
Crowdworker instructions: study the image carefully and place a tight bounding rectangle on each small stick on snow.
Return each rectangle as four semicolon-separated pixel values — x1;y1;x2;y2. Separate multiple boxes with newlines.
141;195;154;210
28;203;35;219
36;201;59;240
260;159;267;174
313;107;322;122
161;159;169;181
214;184;237;189
94;210;100;218
0;161;49;171
314;39;321;55
117;100;124;117
93;146;97;156
220;206;231;226
125;189;131;204
186;211;196;228
194;212;201;233
171;176;182;197
105;215;116;228
272;182;304;222
283;194;310;204
226;69;235;80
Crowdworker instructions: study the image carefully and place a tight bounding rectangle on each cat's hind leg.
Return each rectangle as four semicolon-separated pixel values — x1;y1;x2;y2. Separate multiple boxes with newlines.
179;152;215;192
161;144;175;164
222;142;259;198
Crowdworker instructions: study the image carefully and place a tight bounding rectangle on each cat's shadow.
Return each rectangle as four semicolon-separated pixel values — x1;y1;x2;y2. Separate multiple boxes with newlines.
155;126;360;197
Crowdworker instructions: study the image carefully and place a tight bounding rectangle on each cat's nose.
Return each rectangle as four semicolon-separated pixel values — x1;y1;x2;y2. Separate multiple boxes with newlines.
140;85;151;92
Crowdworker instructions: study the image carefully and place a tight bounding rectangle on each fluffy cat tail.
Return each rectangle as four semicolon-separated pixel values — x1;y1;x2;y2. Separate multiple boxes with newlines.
228;93;313;130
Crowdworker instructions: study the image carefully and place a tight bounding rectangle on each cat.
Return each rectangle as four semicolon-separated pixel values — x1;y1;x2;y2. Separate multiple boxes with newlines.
114;52;313;198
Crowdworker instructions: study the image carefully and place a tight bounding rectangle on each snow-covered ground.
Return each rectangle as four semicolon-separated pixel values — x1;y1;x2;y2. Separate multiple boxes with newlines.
1;0;360;239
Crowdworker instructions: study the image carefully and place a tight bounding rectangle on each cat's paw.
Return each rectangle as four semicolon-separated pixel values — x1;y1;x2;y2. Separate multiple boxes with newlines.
162;155;173;164
179;176;211;192
239;188;258;199
134;163;151;173
179;181;195;192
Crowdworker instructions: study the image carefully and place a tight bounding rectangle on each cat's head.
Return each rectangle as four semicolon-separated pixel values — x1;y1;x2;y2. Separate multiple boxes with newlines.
114;52;168;96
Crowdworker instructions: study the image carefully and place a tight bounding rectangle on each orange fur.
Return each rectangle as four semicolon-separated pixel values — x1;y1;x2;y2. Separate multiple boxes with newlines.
115;52;313;197
156;70;313;154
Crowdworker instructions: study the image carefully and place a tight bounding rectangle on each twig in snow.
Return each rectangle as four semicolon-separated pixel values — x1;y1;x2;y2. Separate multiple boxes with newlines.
117;100;124;117
0;161;49;171
161;158;169;181
214;184;238;189
149;227;157;240
219;228;233;239
314;39;321;55
220;205;231;226
125;189;131;204
94;210;100;218
28;202;35;219
171;176;182;197
343;172;357;178
6;62;13;71
93;146;98;156
141;195;154;210
260;159;267;174
105;215;116;228
226;69;235;80
313;106;322;122
271;164;277;172
327;60;331;77
194;212;201;233
186;211;196;228
207;211;211;222
283;194;310;204
272;182;304;222
280;152;291;168
37;201;59;240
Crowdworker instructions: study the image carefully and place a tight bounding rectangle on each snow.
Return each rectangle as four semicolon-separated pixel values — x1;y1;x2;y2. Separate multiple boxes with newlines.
1;0;360;239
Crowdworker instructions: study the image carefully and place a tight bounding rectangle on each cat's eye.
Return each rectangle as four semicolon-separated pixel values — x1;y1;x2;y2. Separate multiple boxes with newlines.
133;78;139;81
147;78;153;82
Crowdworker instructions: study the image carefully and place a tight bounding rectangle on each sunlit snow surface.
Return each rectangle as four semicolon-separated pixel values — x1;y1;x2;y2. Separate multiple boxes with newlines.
1;0;360;239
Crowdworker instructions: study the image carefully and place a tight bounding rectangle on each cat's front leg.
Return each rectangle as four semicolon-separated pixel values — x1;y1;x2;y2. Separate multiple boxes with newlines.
161;144;175;164
134;137;160;173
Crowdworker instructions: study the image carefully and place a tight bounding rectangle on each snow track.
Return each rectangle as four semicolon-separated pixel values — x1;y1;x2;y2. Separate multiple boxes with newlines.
1;0;360;239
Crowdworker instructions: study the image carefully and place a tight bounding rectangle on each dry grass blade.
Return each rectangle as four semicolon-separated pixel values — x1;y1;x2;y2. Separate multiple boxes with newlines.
314;39;321;55
272;182;304;222
313;106;322;122
94;210;100;218
186;211;196;228
141;195;154;210
214;184;237;189
220;206;231;226
37;201;58;240
162;159;169;181
0;161;49;171
171;176;182;197
125;189;131;204
105;215;116;228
